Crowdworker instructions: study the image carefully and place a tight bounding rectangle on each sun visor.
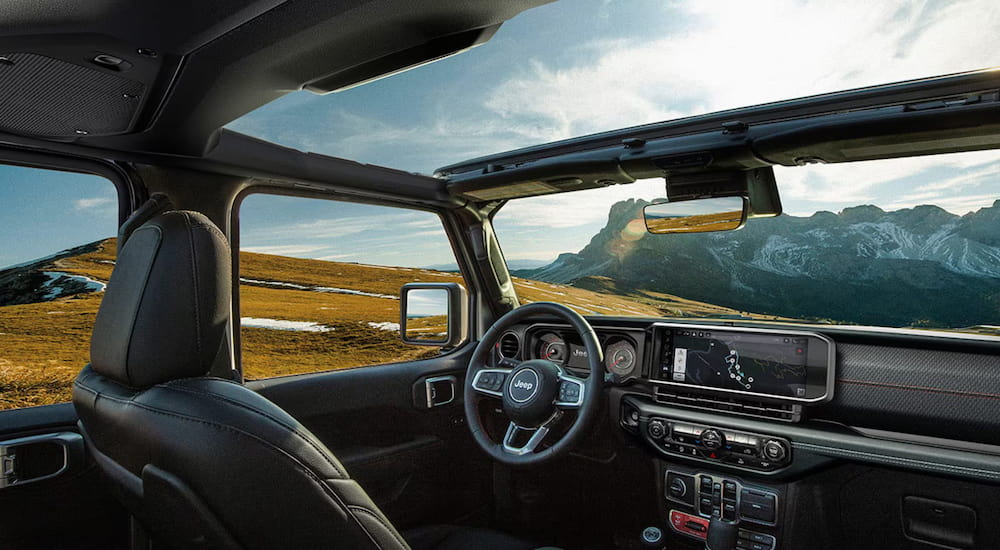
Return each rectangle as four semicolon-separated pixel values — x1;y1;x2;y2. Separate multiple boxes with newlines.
447;154;636;201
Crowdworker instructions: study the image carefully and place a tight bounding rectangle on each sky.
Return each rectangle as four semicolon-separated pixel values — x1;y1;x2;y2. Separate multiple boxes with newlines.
3;0;1000;269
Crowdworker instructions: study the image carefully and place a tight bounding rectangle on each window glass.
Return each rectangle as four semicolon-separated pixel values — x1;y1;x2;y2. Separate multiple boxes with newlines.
228;1;1000;176
492;150;1000;336
238;194;466;379
0;166;117;410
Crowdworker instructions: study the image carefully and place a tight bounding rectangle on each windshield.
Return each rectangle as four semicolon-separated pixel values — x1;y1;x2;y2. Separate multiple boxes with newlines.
492;151;1000;335
228;0;1000;174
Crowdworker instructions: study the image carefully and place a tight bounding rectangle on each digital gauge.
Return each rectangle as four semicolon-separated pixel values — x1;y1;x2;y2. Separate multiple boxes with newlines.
605;339;637;376
536;332;567;366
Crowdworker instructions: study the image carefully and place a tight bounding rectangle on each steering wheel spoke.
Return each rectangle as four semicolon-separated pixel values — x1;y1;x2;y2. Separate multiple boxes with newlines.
555;372;586;409
470;368;512;398
501;415;560;455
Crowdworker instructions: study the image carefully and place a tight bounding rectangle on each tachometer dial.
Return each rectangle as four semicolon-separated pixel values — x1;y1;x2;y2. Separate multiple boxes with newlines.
605;339;637;376
536;332;567;366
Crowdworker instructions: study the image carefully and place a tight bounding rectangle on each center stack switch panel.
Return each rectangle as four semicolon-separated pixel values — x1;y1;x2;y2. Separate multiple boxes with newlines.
665;470;779;549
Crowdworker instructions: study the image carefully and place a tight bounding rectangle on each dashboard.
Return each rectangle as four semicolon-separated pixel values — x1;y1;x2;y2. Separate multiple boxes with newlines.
490;315;1000;484
485;314;1000;548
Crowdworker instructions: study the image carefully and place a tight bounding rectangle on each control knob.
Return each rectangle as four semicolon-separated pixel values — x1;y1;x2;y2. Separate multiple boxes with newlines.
700;428;725;451
668;477;688;499
647;419;668;440
762;439;788;461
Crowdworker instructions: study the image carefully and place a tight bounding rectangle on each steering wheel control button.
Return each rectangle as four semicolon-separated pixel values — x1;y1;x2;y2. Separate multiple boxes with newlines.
474;371;507;393
557;380;582;404
647;419;668;440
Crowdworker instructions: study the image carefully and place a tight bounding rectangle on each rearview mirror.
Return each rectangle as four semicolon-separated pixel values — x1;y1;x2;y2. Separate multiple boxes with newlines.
400;283;468;347
643;196;748;234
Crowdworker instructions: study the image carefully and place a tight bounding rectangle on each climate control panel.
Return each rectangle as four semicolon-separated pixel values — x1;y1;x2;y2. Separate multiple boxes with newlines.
644;417;791;471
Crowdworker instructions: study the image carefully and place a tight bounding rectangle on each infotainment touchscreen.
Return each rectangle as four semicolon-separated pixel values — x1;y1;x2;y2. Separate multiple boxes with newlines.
655;326;834;402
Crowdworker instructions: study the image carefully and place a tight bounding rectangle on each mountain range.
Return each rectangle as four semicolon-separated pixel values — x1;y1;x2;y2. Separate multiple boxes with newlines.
515;199;1000;328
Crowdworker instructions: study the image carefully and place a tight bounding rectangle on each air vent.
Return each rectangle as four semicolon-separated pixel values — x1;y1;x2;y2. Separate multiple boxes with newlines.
652;386;802;423
498;332;521;359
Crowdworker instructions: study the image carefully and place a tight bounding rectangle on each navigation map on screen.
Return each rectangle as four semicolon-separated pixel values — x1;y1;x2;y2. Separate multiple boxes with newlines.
670;329;809;397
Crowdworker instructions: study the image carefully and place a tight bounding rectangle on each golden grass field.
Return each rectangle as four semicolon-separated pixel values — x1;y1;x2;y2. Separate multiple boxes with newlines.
1;238;781;410
646;210;743;233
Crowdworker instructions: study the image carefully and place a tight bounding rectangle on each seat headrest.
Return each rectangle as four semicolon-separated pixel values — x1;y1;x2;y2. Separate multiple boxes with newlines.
90;210;231;388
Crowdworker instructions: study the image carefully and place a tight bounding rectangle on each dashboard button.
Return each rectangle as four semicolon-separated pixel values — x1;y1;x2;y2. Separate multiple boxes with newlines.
700;429;725;450
723;480;738;499
647;420;667;440
762;439;788;461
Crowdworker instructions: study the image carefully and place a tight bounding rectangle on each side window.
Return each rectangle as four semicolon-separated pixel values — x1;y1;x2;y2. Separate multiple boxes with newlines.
0;166;117;410
238;193;466;380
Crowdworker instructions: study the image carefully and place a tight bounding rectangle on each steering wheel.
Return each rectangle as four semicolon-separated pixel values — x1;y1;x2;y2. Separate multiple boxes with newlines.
464;302;605;466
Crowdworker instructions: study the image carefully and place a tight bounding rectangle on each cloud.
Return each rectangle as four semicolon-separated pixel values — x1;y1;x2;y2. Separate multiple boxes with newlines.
74;197;116;211
485;1;1000;142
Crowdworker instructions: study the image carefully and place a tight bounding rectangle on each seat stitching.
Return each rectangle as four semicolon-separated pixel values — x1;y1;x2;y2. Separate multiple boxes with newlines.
181;212;203;358
157;382;347;478
77;388;381;547
348;505;408;550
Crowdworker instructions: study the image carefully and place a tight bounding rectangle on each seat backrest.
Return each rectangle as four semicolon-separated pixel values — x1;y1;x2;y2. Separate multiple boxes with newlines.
73;210;409;550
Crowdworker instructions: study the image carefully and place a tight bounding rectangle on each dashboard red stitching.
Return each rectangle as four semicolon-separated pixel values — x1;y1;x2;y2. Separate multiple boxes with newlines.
837;378;1000;400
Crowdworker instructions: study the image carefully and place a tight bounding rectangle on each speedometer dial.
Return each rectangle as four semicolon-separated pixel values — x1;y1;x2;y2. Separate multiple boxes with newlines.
536;332;567;366
605;339;637;376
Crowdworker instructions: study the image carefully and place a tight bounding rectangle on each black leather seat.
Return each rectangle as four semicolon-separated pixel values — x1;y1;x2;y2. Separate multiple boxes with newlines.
72;210;544;550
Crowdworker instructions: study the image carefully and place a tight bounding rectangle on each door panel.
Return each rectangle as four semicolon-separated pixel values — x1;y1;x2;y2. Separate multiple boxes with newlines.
0;403;127;550
247;345;493;530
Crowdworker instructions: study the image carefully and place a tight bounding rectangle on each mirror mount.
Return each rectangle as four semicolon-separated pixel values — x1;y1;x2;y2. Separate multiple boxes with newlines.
400;283;469;347
665;167;782;219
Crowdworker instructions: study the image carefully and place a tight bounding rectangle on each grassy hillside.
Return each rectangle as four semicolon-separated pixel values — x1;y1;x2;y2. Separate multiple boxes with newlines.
1;239;779;410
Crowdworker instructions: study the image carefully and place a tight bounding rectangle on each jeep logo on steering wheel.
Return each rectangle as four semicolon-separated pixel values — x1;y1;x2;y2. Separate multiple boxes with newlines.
508;369;540;403
514;379;534;391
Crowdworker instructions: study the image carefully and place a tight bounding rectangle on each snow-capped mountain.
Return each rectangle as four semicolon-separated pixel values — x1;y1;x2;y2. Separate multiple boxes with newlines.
517;199;1000;328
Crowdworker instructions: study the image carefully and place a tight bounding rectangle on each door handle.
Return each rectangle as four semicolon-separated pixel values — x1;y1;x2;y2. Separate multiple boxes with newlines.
0;432;84;489
424;375;457;408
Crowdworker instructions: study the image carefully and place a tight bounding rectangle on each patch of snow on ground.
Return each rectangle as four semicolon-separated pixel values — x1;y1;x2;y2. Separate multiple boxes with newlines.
41;271;106;299
367;321;400;332
241;317;334;332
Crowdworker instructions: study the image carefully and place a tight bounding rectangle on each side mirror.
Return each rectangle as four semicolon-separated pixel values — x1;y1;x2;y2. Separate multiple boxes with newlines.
400;283;468;347
643;196;748;234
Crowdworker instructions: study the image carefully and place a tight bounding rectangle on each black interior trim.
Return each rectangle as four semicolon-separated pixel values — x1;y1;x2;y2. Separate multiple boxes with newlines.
625;397;1000;484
